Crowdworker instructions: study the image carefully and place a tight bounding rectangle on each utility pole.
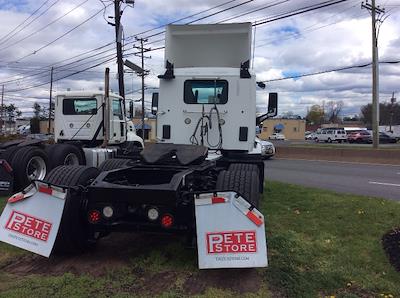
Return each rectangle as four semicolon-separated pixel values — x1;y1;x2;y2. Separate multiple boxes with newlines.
134;37;150;140
113;0;125;101
389;92;396;133
1;85;4;134
362;0;385;148
48;67;53;134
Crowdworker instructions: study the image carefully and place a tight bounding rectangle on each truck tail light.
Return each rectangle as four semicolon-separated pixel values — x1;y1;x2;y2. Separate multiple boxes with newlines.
0;160;13;173
88;210;101;223
161;214;174;228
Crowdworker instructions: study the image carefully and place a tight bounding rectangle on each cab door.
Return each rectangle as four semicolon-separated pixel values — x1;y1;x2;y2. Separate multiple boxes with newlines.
110;98;126;144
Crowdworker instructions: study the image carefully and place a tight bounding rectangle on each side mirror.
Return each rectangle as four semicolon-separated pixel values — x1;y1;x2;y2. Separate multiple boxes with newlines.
151;92;159;115
256;93;278;126
128;100;134;118
268;92;278;117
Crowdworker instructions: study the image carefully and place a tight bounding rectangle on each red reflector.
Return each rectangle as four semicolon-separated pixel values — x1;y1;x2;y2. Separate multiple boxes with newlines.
211;197;225;204
8;193;24;203
38;185;52;195
88;210;101;223
1;160;13;173
161;214;174;228
246;211;263;226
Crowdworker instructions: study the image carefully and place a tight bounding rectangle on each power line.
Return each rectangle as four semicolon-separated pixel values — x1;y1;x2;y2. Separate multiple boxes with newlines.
142;0;352;49
130;0;241;40
0;0;61;46
0;0;52;43
0;44;117;85
4;55;117;93
0;0;247;85
258;59;400;83
0;0;89;53
11;3;111;63
0;0;359;91
141;0;255;40
256;3;363;48
2;46;147;93
253;0;350;27
216;0;290;23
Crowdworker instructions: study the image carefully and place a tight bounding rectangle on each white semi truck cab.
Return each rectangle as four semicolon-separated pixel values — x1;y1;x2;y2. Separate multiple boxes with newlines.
55;90;142;146
154;23;276;154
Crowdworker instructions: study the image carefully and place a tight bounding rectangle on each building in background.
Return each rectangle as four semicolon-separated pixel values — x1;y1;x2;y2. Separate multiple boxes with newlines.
131;117;156;141
258;118;306;140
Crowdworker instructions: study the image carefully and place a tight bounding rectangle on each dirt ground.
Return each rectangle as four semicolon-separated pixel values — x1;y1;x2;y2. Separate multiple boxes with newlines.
1;232;264;296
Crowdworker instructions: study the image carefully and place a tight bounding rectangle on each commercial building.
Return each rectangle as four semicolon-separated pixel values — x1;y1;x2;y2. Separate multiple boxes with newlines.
258;118;306;140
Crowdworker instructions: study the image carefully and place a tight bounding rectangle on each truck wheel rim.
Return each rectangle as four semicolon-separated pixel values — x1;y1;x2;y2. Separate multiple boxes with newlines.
26;156;47;181
64;153;79;165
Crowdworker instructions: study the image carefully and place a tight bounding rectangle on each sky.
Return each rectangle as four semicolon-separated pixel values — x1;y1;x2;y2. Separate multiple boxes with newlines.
0;0;399;118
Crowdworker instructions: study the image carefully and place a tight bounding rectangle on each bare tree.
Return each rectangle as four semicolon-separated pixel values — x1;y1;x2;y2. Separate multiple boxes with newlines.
325;100;343;123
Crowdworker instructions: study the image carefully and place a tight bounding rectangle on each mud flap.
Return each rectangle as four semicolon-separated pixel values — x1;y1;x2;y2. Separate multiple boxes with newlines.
195;191;268;269
0;182;67;257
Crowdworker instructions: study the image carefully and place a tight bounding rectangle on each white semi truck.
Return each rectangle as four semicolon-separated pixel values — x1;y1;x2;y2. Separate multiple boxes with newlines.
0;23;278;269
0;86;144;193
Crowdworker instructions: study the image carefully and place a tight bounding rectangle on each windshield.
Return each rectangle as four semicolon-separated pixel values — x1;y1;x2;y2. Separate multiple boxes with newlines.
184;80;228;104
63;98;97;115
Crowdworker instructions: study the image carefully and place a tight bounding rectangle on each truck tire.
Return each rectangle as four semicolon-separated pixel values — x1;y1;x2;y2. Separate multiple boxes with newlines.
98;158;131;171
46;144;84;169
228;163;259;175
10;146;48;191
45;165;99;187
44;166;100;254
216;170;260;208
1;146;23;164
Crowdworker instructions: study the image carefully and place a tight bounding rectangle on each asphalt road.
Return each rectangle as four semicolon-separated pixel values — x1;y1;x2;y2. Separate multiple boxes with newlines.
269;139;400;149
264;158;400;201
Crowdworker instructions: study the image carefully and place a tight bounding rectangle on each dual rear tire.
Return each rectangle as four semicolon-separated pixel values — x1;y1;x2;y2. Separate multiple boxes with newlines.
2;146;48;191
45;143;84;169
45;165;100;254
1;144;84;191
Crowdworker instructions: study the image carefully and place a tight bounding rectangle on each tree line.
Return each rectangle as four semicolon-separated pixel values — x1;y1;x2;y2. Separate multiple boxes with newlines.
305;100;400;126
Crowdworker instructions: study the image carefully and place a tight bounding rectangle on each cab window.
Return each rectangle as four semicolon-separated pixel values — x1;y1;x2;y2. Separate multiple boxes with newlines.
63;98;97;115
184;80;228;104
113;99;123;119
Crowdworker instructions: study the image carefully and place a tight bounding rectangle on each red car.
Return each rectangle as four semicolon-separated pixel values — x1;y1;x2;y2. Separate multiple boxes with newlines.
347;131;372;143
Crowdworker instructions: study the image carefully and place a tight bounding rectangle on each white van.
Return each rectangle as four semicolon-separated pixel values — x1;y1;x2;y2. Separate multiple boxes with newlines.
315;128;347;143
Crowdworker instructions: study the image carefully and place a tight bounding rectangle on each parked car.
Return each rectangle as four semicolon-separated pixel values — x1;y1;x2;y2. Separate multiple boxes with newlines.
305;132;316;140
269;133;285;140
16;124;30;135
347;131;372;143
379;132;397;144
315;128;347;143
255;137;275;159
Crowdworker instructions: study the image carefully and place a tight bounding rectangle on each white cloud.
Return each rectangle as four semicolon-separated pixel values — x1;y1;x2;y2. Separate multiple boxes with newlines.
0;0;399;118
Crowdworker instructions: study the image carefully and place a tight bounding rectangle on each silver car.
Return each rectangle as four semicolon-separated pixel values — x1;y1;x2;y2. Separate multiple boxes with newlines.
255;137;276;159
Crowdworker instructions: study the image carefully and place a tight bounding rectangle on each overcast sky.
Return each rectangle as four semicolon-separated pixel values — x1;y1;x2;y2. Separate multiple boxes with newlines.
0;0;399;117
